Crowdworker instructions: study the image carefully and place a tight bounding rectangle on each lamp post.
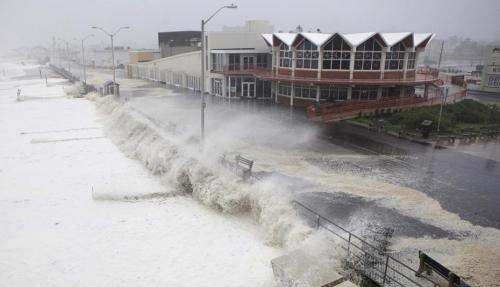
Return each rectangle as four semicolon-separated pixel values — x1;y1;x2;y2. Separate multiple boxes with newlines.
91;25;130;96
80;34;94;86
200;4;237;141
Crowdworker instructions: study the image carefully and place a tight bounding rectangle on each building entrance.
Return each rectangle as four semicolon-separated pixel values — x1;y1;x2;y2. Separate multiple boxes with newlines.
242;82;255;98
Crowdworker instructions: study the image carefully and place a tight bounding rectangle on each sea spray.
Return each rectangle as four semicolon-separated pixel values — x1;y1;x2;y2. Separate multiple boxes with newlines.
94;95;314;248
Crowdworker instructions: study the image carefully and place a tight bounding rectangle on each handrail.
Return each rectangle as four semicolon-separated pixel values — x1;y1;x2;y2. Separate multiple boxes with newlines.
292;200;444;287
309;89;466;121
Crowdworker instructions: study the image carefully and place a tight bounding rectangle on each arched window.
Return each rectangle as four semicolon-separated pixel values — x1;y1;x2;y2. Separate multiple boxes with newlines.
385;42;405;70
323;35;351;70
279;43;293;68
354;38;382;70
295;39;319;69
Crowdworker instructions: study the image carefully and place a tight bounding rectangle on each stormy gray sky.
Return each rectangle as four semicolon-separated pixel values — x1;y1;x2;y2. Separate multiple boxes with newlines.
0;0;499;51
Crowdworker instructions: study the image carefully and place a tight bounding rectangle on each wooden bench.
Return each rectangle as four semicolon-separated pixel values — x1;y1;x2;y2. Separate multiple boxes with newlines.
416;251;469;287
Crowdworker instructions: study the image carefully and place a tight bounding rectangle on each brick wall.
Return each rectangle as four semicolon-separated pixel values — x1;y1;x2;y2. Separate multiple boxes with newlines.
321;70;350;79
295;69;318;78
353;71;381;79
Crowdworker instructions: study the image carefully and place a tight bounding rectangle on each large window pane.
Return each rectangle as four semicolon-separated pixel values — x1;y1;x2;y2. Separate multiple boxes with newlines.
322;35;352;70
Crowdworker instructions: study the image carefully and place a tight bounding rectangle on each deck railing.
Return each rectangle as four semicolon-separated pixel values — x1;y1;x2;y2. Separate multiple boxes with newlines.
308;90;467;121
211;64;271;74
292;200;453;287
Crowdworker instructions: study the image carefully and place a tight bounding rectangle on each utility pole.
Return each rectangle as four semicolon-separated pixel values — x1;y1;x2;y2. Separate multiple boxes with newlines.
200;4;237;141
91;26;130;97
81;34;93;87
437;86;449;134
52;37;56;66
437;41;444;70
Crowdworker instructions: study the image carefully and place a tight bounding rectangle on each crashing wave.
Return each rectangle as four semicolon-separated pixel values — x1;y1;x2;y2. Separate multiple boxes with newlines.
94;95;313;248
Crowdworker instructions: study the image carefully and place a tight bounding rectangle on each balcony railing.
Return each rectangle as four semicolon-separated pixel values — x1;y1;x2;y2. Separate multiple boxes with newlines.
211;64;271;74
212;65;440;86
307;89;467;122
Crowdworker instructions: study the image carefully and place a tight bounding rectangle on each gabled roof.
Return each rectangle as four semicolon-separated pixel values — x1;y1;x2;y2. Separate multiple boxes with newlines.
299;33;333;47
261;34;273;46
414;33;434;47
267;32;434;48
274;33;298;46
381;32;413;47
342;32;378;47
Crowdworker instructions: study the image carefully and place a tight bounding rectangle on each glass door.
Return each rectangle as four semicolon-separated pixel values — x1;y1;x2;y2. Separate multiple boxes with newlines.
242;82;255;98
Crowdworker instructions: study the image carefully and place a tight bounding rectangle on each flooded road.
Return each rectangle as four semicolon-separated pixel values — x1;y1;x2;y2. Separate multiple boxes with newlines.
323;123;500;229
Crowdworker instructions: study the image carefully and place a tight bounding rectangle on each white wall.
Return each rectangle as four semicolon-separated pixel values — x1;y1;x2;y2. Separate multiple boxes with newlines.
207;32;269;52
129;51;201;91
154;50;201;76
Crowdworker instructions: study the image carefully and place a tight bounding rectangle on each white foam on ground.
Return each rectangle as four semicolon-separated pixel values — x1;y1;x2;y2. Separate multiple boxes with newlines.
0;62;282;287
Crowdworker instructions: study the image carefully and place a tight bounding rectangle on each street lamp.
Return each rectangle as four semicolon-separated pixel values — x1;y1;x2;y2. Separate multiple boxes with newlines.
200;4;237;141
80;34;94;87
91;25;130;96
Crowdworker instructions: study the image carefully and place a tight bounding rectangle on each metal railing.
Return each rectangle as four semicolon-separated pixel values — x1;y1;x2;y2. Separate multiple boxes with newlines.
211;64;271;73
292;200;446;287
308;89;467;122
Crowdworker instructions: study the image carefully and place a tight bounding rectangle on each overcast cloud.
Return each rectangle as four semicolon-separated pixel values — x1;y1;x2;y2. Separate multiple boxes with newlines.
0;0;499;51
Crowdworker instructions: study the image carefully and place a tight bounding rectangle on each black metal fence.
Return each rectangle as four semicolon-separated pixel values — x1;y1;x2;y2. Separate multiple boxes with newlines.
292;200;445;287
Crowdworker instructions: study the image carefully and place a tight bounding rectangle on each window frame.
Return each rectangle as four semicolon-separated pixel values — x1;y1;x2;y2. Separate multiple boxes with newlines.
354;38;383;71
322;35;352;70
279;43;293;68
385;42;406;71
294;84;317;99
407;52;417;70
278;83;292;96
320;86;348;101
351;87;379;100
295;39;319;70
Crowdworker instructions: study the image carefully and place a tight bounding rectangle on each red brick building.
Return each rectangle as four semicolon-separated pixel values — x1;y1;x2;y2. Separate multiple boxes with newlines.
211;32;440;121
